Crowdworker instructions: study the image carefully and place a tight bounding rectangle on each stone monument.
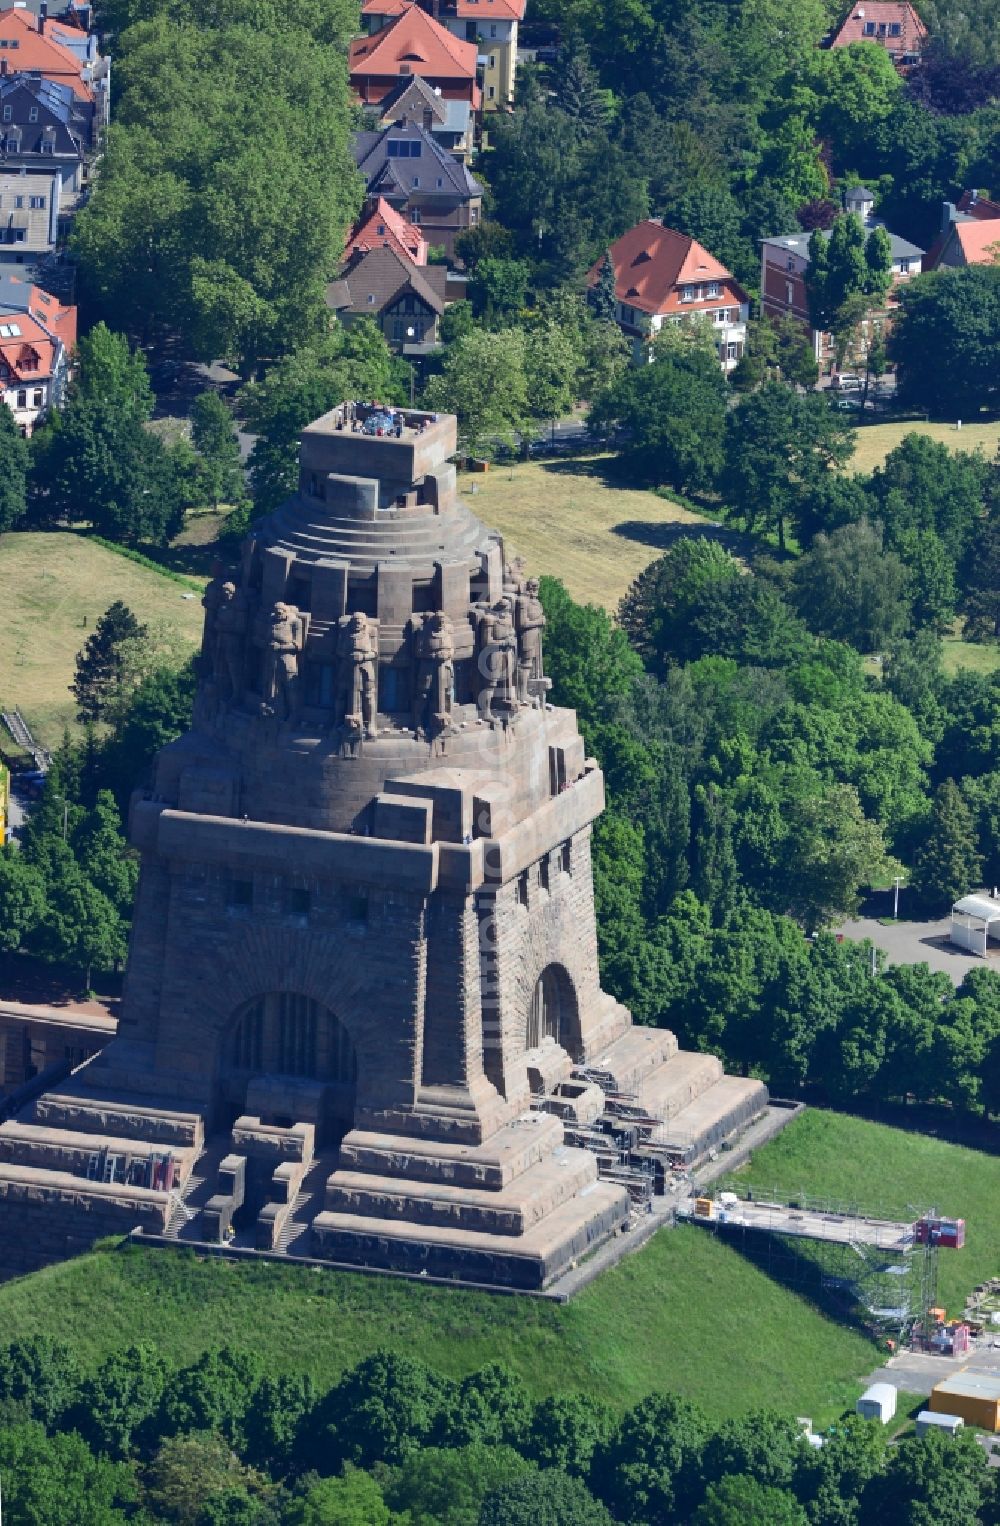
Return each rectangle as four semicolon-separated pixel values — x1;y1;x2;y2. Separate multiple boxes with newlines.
0;406;766;1288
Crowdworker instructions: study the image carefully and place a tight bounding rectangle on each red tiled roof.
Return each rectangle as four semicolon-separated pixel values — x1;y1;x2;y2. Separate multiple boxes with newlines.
586;220;746;317
349;5;478;82
0;278;75;383
829;1;927;53
345;196;428;265
0;6;94;101
362;0;524;18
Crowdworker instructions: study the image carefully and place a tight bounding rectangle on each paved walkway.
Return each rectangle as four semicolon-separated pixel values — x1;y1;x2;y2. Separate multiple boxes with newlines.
835;914;995;985
863;1342;1000;1397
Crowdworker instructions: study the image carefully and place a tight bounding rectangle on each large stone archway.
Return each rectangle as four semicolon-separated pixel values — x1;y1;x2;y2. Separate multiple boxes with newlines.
220;991;358;1137
526;963;580;1059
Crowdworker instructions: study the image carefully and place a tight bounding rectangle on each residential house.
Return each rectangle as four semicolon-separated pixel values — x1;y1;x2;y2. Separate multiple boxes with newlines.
349;4;480;111
375;74;473;160
345;195;429;265
362;0;525;110
353;119;482;258
760;187;924;368
0;74;95;197
0;2;108;119
326;245;455;350
0;270;75;433
0;168;62;284
923;195;1000;271
828;0;927;68
586;219;750;372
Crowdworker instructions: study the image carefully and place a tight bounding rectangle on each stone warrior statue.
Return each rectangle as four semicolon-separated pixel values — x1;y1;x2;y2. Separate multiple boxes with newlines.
411;611;455;737
334;611;378;739
262;601;303;722
515;576;546;702
476;597;518;723
214;582;249;701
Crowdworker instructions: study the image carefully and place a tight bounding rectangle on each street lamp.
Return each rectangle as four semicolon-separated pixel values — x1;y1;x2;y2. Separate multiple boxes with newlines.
406;326;416;407
893;873;905;921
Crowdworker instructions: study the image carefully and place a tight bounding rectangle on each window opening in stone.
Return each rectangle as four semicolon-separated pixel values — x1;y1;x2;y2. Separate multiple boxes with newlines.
226;993;357;1085
539;856;550;893
348;894;369;923
517;871;529;908
288;576;311;611
228;879;253;908
289;887;310;917
561;841;571;874
527;967;562;1050
346;581;377;616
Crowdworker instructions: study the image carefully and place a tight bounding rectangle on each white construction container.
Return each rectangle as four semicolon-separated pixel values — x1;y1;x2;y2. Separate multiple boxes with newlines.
856;1383;898;1423
916;1410;964;1438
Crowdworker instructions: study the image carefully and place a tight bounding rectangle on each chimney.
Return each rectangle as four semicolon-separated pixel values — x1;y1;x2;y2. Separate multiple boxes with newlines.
0;58;7;76
941;200;957;231
39;1;48;31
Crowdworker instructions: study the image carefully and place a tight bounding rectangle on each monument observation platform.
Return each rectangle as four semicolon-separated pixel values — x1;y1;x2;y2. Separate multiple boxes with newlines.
0;405;766;1288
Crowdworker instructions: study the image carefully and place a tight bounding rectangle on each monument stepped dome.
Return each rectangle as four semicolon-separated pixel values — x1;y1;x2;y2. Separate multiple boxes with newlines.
0;405;767;1290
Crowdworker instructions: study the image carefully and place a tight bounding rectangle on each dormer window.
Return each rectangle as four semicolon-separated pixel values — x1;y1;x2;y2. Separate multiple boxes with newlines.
631;249;651;265
888;20;901;33
28;107;38;123
707;281;720;297
863;20;876;33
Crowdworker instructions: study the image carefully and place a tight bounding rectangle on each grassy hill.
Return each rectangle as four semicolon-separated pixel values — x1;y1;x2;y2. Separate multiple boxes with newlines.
0;1221;875;1426
0;531;205;748
719;1109;1000;1316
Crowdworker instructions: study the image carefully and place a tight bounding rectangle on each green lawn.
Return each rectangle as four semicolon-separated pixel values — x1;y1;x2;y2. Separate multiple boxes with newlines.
849;417;1000;475
719;1110;1000;1317
0;1222;875;1425
0;531;205;748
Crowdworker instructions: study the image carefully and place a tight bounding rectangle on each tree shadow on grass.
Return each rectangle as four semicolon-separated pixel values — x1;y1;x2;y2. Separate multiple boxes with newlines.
610;518;752;556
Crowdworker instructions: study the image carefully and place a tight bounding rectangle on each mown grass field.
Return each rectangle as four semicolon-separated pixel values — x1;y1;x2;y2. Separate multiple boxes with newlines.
0;532;205;748
850;417;1000;475
459;455;746;609
719;1110;1000;1316
0;1216;875;1424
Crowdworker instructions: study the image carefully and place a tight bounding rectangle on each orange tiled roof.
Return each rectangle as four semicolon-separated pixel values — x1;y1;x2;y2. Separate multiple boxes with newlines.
362;0;525;18
830;1;927;53
0;6;94;101
345;196;429;265
953;222;1000;265
349;4;478;82
0;278;75;383
587;220;746;317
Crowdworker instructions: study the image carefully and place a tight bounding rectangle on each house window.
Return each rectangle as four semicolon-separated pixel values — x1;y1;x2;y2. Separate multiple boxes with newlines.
877;21;887;33
786;281;794;306
1;108;10;123
539;855;550;893
13;196;22;208
727;342;738;361
487;84;495;99
561;841;571;874
888;20;901;34
517;871;529;907
707;281;720;297
681;283;695;301
863;20;876;33
470;207;478;223
16;388;26;408
436;176;443;187
488;53;495;67
32;387;42;407
490;23;497;35
411;176;419;187
28;108;38;123
786;254;795;270
40;142;53;154
367;292;376;303
410;207;421;224
28;195;45;209
898;257;910;274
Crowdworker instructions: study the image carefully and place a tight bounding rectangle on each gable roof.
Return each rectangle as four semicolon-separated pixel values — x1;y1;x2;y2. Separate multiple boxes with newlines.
328;244;446;317
829;1;927;53
377;71;449;124
0;272;75;379
587;220;746;316
0;5;93;99
345;196;429;265
765;226;924;262
349;4;478;83
362;0;525;19
352;122;482;200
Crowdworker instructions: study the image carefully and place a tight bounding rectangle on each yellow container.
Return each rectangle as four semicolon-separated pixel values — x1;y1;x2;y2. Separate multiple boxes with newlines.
930;1373;1000;1432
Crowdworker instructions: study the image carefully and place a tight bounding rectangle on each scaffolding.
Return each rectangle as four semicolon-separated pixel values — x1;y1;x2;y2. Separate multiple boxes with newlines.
681;1188;945;1339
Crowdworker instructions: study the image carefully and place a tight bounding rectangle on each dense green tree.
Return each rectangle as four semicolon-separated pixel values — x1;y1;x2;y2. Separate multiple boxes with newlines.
243;1373;315;1474
302;1350;456;1472
72;601;149;724
0;1422;136;1526
863;1428;994;1525
75;1343;168;1459
961;511;1000;639
594;348;727;491
704;1409;809;1491
385;1444;532;1526
0;1337;82;1429
423;328;531;457
526;1393;615;1477
555;34;609;135
443;1364;532;1450
893;528;957;632
478;1468;613;1526
0;849;47;954
792;520;911;651
158;1349;264;1452
0;394;29;531
284;1468;390;1526
470;259;531;325
144;1432;247;1525
592;1391;711;1524
523;320;582;431
911;779;983;912
592;251;618;322
722;382;855;549
890;266;1000;416
870;433;989;565
693;1473;808;1526
190;391;244;509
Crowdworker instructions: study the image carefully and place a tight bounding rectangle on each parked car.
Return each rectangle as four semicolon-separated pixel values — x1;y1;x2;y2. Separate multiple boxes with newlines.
831;374;863;392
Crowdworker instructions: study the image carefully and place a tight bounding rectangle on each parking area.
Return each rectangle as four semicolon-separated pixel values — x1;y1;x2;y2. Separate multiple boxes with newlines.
834;913;997;986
